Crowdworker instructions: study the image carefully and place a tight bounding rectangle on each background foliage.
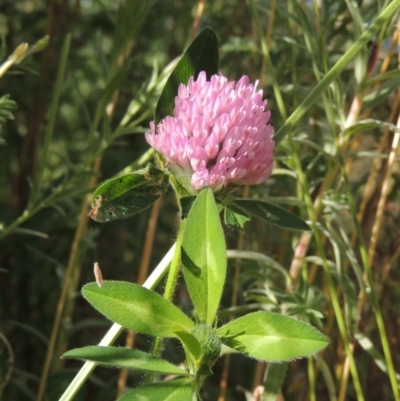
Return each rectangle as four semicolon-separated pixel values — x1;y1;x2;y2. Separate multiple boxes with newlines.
1;0;400;400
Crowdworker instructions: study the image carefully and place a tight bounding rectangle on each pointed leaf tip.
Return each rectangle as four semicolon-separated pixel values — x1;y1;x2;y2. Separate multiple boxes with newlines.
82;281;194;338
217;311;329;362
155;27;219;124
233;199;311;231
62;345;188;376
181;189;227;324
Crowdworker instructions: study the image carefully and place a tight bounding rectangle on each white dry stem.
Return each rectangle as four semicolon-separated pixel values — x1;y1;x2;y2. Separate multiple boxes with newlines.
58;244;176;401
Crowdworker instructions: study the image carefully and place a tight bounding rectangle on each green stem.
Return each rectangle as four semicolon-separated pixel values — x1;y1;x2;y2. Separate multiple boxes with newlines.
143;219;187;385
163;218;187;301
142;336;164;385
308;357;316;401
273;0;400;144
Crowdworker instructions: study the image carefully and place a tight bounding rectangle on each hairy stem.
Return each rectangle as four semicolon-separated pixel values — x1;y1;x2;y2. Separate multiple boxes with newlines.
143;219;187;386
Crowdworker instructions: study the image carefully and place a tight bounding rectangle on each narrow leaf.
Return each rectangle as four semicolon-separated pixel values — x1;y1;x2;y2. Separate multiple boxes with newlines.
82;281;194;338
118;378;193;401
62;346;188;376
181;189;227;324
342;118;400;139
313;354;338;401
13;228;49;239
226;250;290;280
233;199;310;231
356;333;400;385
155;27;219;124
364;69;400;88
362;76;400;109
89;165;168;222
263;363;288;401
217;311;329;361
273;0;400;144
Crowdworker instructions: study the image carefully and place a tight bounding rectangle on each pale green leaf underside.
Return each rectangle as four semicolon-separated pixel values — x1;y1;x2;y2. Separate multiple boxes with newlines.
62;346;188;376
118;378;192;401
181;188;227;324
217;311;329;361
82;281;194;338
174;331;202;361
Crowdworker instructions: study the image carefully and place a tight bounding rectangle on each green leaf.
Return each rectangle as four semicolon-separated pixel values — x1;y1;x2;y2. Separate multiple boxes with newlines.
263;363;288;401
364;69;400;88
82;281;194;338
344;0;367;85
362;75;400;109
118;378;193;401
155;27;219;124
173;330;202;362
226;250;290;281
356;332;400;385
342;118;400;139
223;204;250;229
217;311;329;361
89;165;168;222
62;346;188;377
233;199;310;231
313;355;338;401
0;94;17;113
29;35;50;53
181;189;227;324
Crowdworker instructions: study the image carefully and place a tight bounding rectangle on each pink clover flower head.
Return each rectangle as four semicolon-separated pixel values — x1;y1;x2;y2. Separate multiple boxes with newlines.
145;71;275;192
